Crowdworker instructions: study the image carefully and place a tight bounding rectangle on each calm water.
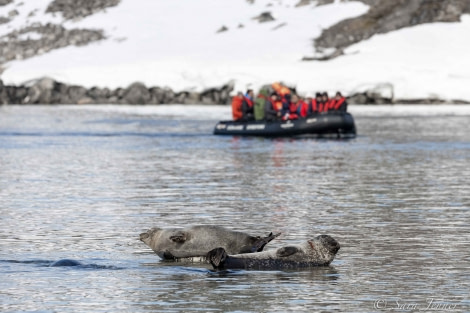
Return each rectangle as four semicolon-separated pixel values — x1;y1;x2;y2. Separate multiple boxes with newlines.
1;104;469;313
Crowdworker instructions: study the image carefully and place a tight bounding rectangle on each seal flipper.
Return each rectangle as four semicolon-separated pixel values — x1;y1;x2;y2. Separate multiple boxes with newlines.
207;247;228;269
276;246;300;257
252;232;281;252
239;232;282;253
169;231;187;243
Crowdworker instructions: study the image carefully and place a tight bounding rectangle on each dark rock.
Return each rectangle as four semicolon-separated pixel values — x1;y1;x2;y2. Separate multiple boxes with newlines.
0;23;105;65
216;25;228;33
271;22;287;31
50;81;69;104
122;82;151;104
0;79;8;105
302;48;344;61
314;0;470;58
0;16;10;25
347;83;394;104
252;11;275;23
87;86;111;103
295;0;312;8
149;86;164;104
23;77;55;104
67;85;87;103
161;87;175;104
316;0;334;6
184;92;200;104
46;0;121;20
8;9;19;17
175;91;188;104
0;0;13;6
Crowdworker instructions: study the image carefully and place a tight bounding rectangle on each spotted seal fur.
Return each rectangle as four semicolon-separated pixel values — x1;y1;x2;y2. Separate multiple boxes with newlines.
207;235;340;270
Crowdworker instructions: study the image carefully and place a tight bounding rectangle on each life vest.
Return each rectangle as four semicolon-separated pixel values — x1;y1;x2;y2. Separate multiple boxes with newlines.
333;97;346;110
310;99;319;113
288;102;298;114
299;100;309;117
327;99;336;111
272;82;291;98
270;99;283;111
231;96;243;120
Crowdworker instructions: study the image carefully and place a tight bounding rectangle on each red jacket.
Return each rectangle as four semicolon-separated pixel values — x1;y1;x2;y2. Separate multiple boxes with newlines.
299;100;309;117
231;96;243;120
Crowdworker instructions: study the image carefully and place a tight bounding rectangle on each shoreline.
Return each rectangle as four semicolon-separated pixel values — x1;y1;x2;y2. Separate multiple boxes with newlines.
1;77;469;106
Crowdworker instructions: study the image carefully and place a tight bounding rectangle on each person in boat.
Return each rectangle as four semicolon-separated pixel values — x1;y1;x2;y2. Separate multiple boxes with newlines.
301;94;313;117
282;94;300;120
271;82;291;103
241;89;255;121
265;92;283;121
254;88;269;120
331;91;348;112
308;92;322;115
297;95;309;118
231;92;244;121
232;90;255;121
319;92;332;113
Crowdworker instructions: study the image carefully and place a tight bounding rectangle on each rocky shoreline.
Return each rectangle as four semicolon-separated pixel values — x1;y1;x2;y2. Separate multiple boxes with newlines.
1;77;468;105
0;77;235;105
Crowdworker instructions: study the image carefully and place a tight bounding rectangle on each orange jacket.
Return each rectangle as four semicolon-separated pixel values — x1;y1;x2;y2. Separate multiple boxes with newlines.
272;82;291;97
231;96;243;120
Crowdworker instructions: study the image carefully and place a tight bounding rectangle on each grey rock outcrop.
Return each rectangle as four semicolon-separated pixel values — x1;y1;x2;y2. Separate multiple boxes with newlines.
0;0;13;6
0;78;235;105
46;0;121;20
252;12;275;23
313;0;470;59
0;23;104;65
122;82;151;105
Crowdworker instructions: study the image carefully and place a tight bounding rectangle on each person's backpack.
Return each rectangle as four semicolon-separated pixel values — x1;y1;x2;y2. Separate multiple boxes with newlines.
254;88;269;120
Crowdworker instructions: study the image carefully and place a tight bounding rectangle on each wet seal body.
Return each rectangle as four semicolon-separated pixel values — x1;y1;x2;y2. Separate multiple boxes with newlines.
208;235;340;270
50;259;82;267
140;225;280;261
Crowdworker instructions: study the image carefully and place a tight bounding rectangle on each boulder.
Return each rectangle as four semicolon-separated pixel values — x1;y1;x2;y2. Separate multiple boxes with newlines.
24;77;55;104
348;83;394;104
122;82;151;104
252;11;275;23
0;79;8;104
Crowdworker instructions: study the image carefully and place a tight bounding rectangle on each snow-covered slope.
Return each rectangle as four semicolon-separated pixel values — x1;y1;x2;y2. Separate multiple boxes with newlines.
1;0;470;101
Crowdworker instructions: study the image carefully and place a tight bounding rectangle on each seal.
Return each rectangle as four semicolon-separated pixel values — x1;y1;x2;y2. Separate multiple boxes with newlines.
50;259;82;267
207;234;340;270
139;225;280;261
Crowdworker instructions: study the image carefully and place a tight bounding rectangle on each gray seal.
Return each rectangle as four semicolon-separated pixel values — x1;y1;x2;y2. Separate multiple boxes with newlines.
207;234;340;270
50;259;82;267
139;225;280;261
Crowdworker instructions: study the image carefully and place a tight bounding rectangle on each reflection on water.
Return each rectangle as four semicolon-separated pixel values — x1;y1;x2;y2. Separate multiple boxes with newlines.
0;105;469;312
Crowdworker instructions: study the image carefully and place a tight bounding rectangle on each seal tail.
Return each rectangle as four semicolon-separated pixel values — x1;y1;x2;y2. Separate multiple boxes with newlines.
207;247;228;270
253;232;281;252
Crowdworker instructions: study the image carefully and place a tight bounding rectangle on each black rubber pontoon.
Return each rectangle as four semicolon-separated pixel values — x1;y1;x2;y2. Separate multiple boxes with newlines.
213;112;356;138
